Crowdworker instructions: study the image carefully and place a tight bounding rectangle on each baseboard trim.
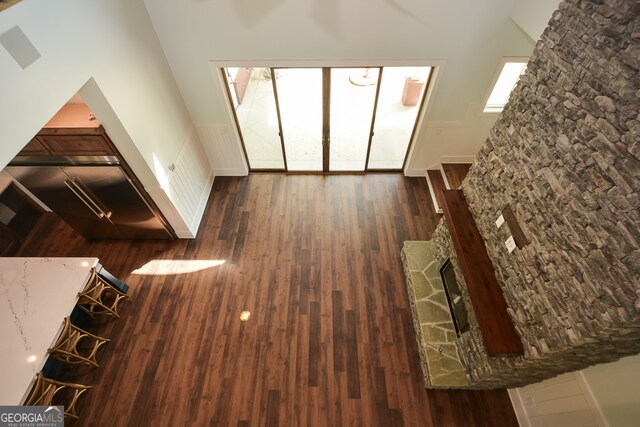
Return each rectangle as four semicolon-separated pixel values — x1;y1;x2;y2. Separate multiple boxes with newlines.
214;168;249;176
508;389;530;427
439;155;476;164
425;171;443;214
438;164;452;189
404;168;427;177
188;171;215;237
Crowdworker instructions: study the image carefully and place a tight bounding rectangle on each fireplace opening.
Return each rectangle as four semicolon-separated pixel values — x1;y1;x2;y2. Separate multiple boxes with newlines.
440;259;470;337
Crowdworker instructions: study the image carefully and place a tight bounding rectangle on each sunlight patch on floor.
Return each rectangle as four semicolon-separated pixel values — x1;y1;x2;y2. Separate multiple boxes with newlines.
132;259;226;275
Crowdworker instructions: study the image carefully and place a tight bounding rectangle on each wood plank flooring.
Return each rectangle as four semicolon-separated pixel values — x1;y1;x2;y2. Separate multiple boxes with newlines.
441;164;472;190
16;174;517;427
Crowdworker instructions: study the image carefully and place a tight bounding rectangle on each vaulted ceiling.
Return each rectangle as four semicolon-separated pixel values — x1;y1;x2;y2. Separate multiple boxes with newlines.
142;0;559;170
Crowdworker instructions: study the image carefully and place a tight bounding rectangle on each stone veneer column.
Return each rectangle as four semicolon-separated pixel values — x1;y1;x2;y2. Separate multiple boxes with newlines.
431;0;640;388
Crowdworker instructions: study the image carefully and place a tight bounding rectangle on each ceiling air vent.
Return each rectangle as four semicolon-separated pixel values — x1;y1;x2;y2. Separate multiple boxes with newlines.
0;25;40;69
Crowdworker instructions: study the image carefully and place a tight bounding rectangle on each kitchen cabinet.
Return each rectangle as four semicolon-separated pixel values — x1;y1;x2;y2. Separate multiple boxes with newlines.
17;127;115;157
19;138;50;155
10;126;175;240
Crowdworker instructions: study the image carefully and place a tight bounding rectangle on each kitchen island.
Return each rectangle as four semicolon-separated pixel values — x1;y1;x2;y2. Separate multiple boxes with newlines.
0;257;99;404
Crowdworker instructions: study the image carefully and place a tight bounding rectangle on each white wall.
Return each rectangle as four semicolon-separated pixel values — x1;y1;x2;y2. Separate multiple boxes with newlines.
143;0;541;174
511;0;562;42
582;354;640;427
510;355;640;427
509;372;608;427
0;0;213;237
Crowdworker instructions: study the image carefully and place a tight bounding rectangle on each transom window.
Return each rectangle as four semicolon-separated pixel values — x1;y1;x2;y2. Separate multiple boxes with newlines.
483;61;527;113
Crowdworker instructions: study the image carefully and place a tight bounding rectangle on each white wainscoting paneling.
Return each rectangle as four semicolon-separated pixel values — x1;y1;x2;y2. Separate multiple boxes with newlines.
509;372;609;427
196;123;248;176
164;127;214;238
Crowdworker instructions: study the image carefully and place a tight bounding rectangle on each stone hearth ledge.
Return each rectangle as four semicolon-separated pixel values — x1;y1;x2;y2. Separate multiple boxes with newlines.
401;240;469;388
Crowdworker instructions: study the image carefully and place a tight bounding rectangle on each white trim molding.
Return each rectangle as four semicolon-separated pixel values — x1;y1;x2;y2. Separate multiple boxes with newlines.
196;123;249;177
163;126;216;238
508;372;609;427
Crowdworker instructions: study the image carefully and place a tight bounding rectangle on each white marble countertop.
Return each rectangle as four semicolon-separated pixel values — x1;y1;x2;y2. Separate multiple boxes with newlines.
0;257;99;404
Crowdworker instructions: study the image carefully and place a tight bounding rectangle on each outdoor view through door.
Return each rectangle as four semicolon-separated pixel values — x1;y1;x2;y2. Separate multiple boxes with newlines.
224;66;432;172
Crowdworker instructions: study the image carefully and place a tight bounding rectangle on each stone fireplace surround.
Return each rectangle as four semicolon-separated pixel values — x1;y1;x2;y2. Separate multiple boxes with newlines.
428;0;640;389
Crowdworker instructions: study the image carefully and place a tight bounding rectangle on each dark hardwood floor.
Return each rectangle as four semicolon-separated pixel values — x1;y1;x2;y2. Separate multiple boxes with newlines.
17;174;517;427
441;164;472;190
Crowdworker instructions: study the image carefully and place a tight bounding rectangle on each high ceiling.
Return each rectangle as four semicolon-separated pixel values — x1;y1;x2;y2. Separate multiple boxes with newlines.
142;0;559;169
144;0;534;122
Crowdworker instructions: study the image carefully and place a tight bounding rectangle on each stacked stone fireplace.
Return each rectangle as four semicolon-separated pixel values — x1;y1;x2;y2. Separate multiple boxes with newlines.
429;0;639;388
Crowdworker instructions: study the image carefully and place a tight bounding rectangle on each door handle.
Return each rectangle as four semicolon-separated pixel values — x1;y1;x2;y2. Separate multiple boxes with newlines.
69;177;112;219
64;177;106;219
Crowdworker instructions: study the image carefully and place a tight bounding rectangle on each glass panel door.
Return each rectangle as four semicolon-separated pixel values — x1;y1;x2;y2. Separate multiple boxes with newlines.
329;68;379;171
228;67;285;169
275;68;323;171
367;67;431;170
225;65;433;173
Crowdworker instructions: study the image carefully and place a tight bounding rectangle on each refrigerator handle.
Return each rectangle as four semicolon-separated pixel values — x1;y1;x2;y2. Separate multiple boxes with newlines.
69;176;112;219
64;177;107;219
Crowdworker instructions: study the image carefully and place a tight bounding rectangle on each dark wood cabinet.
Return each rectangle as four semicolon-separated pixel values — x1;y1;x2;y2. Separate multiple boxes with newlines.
10;125;176;240
39;133;115;156
19;138;50;155
17;127;115;157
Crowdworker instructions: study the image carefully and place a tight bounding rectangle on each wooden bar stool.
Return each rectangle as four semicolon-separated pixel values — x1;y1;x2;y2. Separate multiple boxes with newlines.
47;317;110;368
24;372;91;421
77;268;128;319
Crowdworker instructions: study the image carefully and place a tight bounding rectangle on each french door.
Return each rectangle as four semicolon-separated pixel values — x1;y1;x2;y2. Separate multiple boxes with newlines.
224;66;432;173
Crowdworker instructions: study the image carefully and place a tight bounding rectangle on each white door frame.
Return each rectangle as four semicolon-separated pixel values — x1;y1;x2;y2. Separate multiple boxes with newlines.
208;59;447;175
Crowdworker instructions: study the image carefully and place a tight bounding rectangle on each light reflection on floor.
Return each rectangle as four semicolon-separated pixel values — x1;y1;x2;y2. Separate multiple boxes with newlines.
132;259;226;275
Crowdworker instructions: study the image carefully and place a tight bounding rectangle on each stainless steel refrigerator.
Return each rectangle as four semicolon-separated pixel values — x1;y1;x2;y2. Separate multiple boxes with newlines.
6;156;173;239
